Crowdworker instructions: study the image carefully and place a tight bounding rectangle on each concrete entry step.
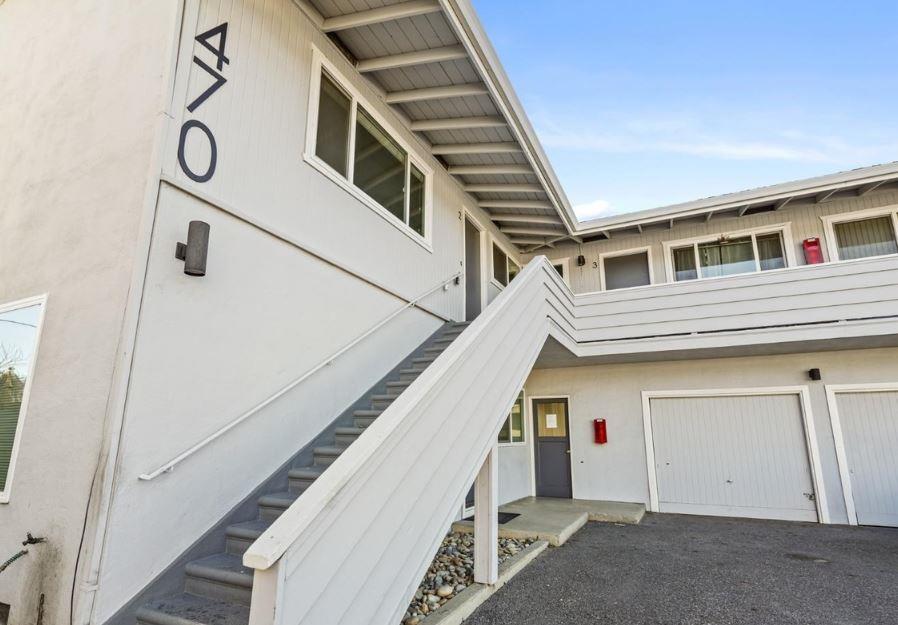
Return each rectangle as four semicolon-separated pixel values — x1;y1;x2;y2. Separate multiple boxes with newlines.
451;497;645;547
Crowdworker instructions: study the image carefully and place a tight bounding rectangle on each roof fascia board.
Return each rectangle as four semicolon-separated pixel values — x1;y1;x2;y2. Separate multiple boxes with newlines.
574;163;898;235
438;0;579;234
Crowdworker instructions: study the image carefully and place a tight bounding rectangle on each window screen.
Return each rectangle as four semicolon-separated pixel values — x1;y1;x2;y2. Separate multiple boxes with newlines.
672;246;698;281
698;237;755;278
757;232;786;271
498;392;525;444
834;216;898;260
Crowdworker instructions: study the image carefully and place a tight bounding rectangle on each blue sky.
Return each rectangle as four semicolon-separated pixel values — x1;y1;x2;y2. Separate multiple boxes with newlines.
472;0;898;221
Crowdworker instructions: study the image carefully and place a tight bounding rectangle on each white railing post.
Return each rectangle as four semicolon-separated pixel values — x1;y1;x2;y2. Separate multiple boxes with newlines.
473;443;498;585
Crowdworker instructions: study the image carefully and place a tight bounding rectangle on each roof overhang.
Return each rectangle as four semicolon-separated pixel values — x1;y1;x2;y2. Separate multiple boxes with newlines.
293;0;578;251
563;162;898;247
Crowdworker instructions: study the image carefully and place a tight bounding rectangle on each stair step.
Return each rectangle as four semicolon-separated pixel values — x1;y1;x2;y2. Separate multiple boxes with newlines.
136;593;249;625
184;553;253;606
411;355;437;366
353;410;382;428
371;395;397;408
385;380;412;390
399;369;424;381
258;491;299;520
432;336;455;345
423;346;445;355
225;519;272;556
313;445;345;466
334;426;365;446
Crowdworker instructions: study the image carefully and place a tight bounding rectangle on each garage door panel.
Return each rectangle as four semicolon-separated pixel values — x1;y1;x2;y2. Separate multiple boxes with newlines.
836;391;898;527
650;394;817;521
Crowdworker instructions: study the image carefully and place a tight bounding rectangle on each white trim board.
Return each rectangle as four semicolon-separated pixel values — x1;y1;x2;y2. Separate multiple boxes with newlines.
0;293;49;504
640;386;829;523
824;382;898;526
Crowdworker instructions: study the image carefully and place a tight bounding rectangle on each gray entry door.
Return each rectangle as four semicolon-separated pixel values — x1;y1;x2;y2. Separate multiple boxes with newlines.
533;398;572;498
464;218;482;321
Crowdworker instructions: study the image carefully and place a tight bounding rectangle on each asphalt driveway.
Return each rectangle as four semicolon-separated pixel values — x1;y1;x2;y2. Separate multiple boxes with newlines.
465;513;898;625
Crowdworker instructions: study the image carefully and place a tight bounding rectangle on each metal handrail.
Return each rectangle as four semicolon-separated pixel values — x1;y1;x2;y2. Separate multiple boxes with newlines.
138;272;461;481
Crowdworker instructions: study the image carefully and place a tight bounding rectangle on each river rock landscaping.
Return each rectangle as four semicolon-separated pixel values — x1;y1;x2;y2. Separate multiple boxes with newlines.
402;532;536;625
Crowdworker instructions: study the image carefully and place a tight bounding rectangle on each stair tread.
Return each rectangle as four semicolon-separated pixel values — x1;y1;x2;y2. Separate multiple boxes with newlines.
185;553;252;588
385;380;411;387
258;491;299;508
137;593;249;625
226;519;271;540
353;409;383;416
335;426;365;435
314;445;345;455
288;465;326;480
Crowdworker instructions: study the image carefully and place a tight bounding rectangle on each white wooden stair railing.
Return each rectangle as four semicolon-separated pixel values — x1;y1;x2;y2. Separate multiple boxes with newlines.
243;257;570;625
242;254;898;625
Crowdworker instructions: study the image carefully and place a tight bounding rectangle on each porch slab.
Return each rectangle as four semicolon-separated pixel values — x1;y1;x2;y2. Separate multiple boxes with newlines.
451;497;644;546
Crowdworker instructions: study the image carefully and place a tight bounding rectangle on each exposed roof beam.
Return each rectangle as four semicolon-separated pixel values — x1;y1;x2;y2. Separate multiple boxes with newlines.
447;164;532;176
774;197;792;211
479;200;552;210
357;45;467;73
490;214;562;225
815;189;838;203
636;224;643;234
601;230;612;239
668;219;675;230
705;211;715;222
385;83;488;104
500;226;567;237
464;183;543;194
857;180;887;196
510;236;552;247
738;205;751;217
409;116;506;132
432;142;522;156
322;0;442;32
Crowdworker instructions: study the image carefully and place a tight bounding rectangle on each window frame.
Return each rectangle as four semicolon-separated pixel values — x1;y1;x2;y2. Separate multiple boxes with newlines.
598;246;654;291
0;294;47;504
490;238;520;289
662;223;796;283
821;205;898;263
304;46;434;251
498;390;527;447
551;257;571;287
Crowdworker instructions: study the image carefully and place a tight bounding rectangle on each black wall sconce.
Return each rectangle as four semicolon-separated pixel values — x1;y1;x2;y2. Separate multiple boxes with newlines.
577;255;586;267
808;368;822;381
175;220;210;276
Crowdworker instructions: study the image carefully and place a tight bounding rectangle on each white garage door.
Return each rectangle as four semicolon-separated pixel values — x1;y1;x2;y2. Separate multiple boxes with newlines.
831;388;898;527
647;392;819;522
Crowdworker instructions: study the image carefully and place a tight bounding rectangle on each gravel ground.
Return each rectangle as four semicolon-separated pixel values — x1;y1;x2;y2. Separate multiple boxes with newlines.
464;513;898;625
401;532;535;625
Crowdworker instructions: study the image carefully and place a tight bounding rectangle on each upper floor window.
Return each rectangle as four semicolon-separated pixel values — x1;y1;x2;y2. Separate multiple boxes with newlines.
492;243;520;287
826;209;898;261
310;64;429;241
668;226;791;282
1;296;44;502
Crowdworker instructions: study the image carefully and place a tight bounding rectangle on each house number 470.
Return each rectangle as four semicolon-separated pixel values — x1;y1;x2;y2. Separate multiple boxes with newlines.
177;23;229;183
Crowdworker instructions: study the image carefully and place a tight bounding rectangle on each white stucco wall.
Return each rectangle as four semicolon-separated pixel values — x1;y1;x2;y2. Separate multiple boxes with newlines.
524;346;898;525
0;2;179;624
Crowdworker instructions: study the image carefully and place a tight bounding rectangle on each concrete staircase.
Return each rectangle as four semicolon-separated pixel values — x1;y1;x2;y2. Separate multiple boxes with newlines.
134;322;471;625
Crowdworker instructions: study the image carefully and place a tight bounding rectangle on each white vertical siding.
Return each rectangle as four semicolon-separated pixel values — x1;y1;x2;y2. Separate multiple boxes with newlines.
649;394;818;521
834;391;898;527
527;189;898;294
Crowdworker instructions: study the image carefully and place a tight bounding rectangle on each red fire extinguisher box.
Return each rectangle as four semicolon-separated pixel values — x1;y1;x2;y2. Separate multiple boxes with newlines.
803;237;824;264
594;419;607;445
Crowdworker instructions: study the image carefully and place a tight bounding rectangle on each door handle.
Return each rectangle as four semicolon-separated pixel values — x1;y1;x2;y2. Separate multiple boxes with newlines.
565;449;571;454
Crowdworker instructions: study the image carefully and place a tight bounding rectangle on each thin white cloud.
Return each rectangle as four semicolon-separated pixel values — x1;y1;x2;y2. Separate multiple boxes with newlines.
573;198;616;221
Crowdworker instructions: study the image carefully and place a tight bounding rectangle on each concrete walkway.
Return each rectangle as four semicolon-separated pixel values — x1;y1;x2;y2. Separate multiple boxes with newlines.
451;497;644;546
464;514;898;625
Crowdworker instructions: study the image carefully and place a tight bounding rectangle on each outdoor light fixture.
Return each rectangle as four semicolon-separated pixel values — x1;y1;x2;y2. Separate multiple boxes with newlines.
175;220;211;277
577;255;586;267
808;368;822;381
